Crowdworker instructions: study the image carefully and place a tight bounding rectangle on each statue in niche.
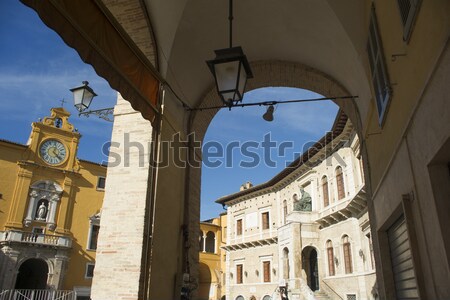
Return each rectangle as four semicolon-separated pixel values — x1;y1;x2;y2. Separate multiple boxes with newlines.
36;201;48;220
293;186;312;211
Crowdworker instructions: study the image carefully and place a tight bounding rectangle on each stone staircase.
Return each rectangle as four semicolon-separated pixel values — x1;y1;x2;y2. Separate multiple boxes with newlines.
314;290;332;300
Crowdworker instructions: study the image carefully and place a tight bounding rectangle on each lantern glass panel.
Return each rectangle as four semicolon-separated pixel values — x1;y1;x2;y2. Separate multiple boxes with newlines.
215;61;240;93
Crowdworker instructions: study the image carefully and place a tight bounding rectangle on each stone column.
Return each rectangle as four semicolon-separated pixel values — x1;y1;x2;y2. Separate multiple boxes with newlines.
91;94;153;300
0;246;20;289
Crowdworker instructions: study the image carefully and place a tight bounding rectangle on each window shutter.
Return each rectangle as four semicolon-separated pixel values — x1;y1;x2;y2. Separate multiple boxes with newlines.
343;242;353;274
263;261;271;282
388;215;419;299
236;264;243;284
397;0;421;41
336;168;345;200
262;212;270;230
236;219;242;236
327;247;335;276
322;178;329;207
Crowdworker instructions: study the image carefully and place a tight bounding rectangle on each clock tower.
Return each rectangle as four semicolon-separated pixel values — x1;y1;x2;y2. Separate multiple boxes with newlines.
0;107;106;292
4;107;81;233
28;107;80;171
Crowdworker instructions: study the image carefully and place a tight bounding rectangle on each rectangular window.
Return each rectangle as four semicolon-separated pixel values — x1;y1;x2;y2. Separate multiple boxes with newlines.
236;219;242;236
97;176;106;190
88;225;100;250
397;0;421;42
85;263;95;278
236;264;243;284
367;4;391;125
262;212;270;230
263;261;271;282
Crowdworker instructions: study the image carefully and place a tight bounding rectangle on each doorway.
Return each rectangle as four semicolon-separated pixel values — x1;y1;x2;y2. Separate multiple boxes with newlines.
302;246;319;291
15;258;48;289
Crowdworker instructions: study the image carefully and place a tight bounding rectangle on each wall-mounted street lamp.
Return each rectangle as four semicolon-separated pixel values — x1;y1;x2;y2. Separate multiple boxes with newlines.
70;81;114;122
206;0;253;108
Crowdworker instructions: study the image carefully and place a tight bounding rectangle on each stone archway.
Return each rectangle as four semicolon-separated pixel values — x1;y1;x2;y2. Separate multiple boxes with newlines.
301;246;319;292
198;262;212;300
15;258;49;289
187;60;369;295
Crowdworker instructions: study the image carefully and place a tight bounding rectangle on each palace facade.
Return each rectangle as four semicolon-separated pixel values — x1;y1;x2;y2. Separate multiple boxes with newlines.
0;108;106;299
217;112;377;300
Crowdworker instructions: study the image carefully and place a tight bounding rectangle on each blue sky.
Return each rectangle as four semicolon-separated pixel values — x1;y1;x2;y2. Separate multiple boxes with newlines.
1;1;339;221
0;0;116;163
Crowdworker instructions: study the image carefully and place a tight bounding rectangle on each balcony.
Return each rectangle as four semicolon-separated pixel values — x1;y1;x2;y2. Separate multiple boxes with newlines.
0;230;72;248
316;187;367;228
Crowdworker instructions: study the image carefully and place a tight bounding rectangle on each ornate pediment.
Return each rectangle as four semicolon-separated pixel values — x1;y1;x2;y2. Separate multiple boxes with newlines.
41;107;75;132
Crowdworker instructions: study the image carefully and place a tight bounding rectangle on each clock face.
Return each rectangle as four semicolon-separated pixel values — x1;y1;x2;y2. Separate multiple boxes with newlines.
39;139;67;165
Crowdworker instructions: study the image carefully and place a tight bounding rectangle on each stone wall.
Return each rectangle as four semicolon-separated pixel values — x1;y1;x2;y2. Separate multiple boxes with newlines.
91;94;153;300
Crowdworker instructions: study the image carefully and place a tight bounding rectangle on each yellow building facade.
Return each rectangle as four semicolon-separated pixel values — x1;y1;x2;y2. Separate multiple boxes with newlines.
198;213;227;300
0;108;106;299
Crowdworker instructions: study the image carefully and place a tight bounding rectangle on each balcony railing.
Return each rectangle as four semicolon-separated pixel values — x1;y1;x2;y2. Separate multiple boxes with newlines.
0;231;72;248
0;289;75;300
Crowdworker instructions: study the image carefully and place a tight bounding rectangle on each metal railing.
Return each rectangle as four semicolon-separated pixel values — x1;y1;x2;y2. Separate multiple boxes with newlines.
0;289;75;300
320;280;343;300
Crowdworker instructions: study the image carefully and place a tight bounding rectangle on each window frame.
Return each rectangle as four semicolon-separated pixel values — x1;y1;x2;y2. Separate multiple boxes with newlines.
367;4;392;126
85;263;95;279
96;176;106;191
342;235;353;274
87;224;100;251
326;240;335;276
336;166;346;200
261;211;270;230
236;264;243;284
236;218;243;236
262;260;271;283
322;176;329;207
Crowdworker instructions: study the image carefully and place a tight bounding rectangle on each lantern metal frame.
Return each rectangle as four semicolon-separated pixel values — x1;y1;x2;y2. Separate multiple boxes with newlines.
70;81;114;122
206;0;253;107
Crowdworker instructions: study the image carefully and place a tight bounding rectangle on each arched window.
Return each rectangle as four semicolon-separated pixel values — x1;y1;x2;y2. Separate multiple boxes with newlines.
322;176;329;207
262;296;271;300
326;240;335;276
342;235;353;274
205;231;215;253
236;296;244;300
283;248;290;279
283;200;288;224
199;231;204;252
336;166;345;200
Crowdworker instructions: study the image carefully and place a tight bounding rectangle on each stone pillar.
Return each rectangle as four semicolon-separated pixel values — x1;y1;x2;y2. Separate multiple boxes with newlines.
91;94;153;300
291;222;302;289
0;246;20;289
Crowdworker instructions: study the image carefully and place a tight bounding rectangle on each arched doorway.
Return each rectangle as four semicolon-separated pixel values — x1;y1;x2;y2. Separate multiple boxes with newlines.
302;246;319;291
198;262;212;300
15;258;48;289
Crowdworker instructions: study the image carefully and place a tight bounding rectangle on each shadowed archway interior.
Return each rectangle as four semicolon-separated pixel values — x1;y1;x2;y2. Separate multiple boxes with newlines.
15;258;49;290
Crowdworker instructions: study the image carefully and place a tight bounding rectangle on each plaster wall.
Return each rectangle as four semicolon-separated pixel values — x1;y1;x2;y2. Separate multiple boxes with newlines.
372;41;450;300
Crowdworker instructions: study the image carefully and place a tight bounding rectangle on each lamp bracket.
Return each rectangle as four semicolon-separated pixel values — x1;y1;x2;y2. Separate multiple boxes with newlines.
78;107;114;122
